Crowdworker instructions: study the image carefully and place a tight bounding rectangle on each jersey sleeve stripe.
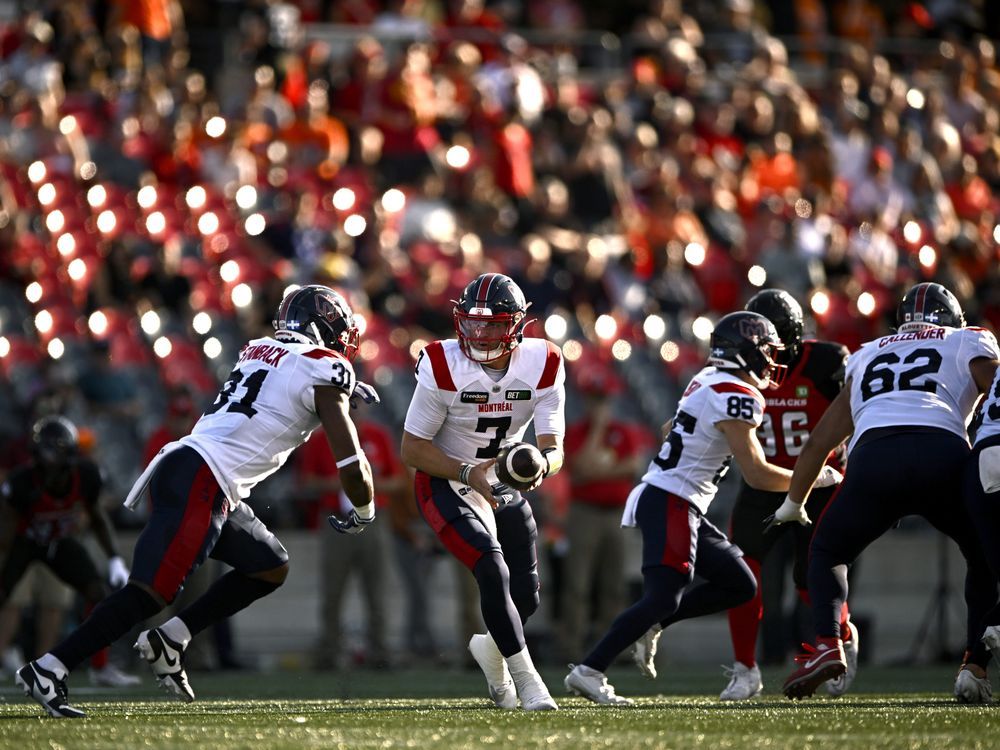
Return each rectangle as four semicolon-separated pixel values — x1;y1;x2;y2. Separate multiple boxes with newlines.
302;348;345;361
426;341;457;391
536;341;562;389
710;381;764;403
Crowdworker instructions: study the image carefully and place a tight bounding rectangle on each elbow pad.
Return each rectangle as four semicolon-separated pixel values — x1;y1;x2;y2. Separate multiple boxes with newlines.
541;447;564;477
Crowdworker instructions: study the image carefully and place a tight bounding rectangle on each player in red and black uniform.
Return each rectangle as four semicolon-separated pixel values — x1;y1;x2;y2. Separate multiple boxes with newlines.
718;289;856;700
0;416;137;687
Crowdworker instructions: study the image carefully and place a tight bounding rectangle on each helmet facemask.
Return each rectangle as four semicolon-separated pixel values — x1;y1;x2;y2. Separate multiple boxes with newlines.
454;307;526;363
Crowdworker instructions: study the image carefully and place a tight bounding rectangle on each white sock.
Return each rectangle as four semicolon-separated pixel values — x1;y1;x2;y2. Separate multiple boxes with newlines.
471;633;511;684
505;646;536;677
36;653;68;679
159;617;192;647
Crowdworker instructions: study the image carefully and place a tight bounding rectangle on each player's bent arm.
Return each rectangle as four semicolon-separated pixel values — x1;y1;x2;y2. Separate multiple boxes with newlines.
315;385;374;511
970;357;1000;394
718;419;793;492
788;385;855;505
400;430;496;502
86;503;121;560
536;433;564;477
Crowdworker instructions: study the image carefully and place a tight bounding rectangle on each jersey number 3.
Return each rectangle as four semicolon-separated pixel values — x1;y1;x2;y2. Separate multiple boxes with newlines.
205;368;269;418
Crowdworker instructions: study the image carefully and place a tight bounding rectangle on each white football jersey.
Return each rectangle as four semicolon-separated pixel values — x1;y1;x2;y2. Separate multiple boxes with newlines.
640;367;765;514
179;336;356;507
976;365;1000;446
403;338;566;470
845;325;999;453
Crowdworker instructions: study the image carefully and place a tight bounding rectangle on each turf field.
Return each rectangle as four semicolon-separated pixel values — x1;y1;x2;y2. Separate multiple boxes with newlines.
0;665;993;749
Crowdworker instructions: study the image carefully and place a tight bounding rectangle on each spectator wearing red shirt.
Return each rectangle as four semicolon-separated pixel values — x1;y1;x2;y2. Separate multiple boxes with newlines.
557;367;654;660
298;416;406;669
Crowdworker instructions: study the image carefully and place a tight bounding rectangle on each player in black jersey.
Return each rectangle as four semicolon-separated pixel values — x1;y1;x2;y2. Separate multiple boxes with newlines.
719;290;855;700
0;416;138;687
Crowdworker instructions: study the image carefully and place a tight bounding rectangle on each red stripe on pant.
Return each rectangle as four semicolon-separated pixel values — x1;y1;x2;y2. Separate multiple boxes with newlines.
662;495;693;574
414;471;483;570
152;463;218;599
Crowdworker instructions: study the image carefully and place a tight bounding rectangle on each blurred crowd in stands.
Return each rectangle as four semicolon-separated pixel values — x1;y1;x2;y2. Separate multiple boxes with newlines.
0;0;998;664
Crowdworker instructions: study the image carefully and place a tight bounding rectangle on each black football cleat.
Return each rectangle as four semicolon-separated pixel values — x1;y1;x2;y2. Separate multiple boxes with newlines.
134;628;195;702
16;661;86;718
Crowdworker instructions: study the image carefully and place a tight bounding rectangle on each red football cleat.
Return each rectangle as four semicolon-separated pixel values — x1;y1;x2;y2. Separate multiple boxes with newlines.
783;638;847;700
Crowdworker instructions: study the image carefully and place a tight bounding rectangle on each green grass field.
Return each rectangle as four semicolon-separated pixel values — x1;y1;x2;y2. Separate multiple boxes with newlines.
0;665;994;749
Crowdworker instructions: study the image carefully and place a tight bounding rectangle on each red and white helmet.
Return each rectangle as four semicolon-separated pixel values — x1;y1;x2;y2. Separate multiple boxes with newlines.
453;273;532;363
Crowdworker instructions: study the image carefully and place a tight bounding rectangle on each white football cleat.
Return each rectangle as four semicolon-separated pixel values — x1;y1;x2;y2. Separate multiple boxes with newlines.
565;664;634;706
719;662;763;701
89;663;142;687
826;620;860;697
633;624;662;679
981;625;1000;666
954;664;992;704
468;634;518;709
134;628;195;702
506;646;558;710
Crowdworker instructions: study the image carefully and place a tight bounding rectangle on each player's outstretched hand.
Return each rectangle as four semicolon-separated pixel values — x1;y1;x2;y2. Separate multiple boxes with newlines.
328;507;375;534
813;465;843;488
763;496;811;533
350;381;380;409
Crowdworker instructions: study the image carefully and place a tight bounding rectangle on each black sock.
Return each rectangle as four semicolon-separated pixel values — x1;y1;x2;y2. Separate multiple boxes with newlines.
52;584;162;672
177;571;280;637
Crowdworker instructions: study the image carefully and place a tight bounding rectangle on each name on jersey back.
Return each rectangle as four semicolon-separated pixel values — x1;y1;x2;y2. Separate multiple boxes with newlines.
238;343;291;367
877;328;946;348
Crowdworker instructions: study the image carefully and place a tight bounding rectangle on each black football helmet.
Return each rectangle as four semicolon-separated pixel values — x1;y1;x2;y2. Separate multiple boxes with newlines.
896;282;965;329
31;415;79;467
273;284;360;360
708;311;787;389
745;289;804;362
453;273;532;363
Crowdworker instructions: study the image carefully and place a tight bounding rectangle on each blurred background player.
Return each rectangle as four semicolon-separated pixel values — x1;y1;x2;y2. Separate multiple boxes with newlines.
15;285;378;718
718;289;856;700
558;365;652;663
401;273;566;711
775;283;1000;702
565;311;842;705
0;416;139;688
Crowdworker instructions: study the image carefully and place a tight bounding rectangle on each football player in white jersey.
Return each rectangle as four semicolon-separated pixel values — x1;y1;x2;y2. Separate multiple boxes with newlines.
774;283;1000;702
16;285;379;719
401;273;566;711
563;311;842;705
963;354;1000;692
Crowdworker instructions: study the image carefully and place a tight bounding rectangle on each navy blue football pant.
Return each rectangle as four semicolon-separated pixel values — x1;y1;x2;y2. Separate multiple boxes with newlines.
964;434;1000;630
583;486;756;673
809;428;997;662
415;472;540;657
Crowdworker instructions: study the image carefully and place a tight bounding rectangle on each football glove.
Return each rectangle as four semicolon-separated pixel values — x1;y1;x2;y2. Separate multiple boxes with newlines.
763;496;811;533
328;505;375;535
814;465;844;488
350;381;380;409
108;556;130;588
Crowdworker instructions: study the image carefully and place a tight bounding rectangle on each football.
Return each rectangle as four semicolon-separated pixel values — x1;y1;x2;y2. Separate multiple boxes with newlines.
494;442;546;491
